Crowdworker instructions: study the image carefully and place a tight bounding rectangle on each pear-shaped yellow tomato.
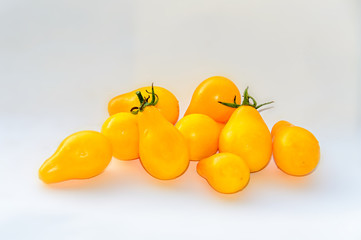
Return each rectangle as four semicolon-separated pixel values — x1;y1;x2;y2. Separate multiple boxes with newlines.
39;131;113;184
197;153;250;194
108;86;179;124
101;112;139;160
138;106;189;180
219;106;272;172
272;121;320;176
175;114;221;161
218;87;273;172
185;76;241;123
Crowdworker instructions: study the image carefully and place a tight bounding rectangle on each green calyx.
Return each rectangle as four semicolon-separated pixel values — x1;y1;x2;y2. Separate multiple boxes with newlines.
130;83;159;114
218;87;274;110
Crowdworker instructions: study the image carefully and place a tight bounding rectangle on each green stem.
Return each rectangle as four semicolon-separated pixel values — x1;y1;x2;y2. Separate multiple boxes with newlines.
136;91;144;105
131;83;159;114
218;86;273;110
241;87;251;106
255;101;274;109
218;101;240;108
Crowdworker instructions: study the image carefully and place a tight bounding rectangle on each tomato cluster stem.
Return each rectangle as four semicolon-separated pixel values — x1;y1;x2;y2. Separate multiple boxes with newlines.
130;83;159;114
218;87;273;110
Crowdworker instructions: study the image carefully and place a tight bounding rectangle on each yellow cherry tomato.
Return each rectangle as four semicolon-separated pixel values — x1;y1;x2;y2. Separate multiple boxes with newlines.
138;106;189;180
101;112;139;160
108;86;179;124
185;76;241;123
197;153;250;194
219;87;273;172
272;121;320;176
39;131;113;184
175;114;221;161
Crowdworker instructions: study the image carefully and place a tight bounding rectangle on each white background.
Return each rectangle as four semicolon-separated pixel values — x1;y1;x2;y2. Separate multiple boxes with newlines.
1;0;361;239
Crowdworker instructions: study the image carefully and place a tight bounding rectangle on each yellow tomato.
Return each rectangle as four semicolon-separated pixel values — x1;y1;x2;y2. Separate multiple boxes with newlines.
138;106;189;180
185;76;241;123
108;86;179;124
101;112;139;160
219;106;272;172
197;153;250;194
39;131;113;184
272;121;320;176
219;87;273;172
175;114;221;161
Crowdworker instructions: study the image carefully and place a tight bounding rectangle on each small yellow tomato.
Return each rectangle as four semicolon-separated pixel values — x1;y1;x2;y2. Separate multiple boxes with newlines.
108;86;179;124
138;105;189;180
175;114;221;161
219;105;272;172
101;112;139;160
272;121;320;176
39;131;113;184
219;87;273;172
185;76;241;123
197;153;250;194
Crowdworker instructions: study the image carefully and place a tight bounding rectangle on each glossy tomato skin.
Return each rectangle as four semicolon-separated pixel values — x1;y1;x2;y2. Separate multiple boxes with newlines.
197;153;250;194
108;86;179;124
101;112;139;160
39;131;113;184
138;106;189;180
185;76;241;123
176;114;221;161
219;106;272;172
272;121;320;176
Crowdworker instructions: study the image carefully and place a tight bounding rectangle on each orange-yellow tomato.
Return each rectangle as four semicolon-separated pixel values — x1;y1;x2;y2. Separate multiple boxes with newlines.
108;86;179;124
175;114;221;161
272;121;320;176
197;153;250;194
101;112;139;160
39;131;113;184
138;106;189;180
219;105;272;172
185;76;241;123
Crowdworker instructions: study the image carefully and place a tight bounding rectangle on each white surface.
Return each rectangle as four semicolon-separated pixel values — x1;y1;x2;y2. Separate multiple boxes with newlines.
1;0;361;239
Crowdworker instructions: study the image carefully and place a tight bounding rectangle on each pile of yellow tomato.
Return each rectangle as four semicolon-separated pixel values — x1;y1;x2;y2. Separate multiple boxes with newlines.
39;76;320;194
